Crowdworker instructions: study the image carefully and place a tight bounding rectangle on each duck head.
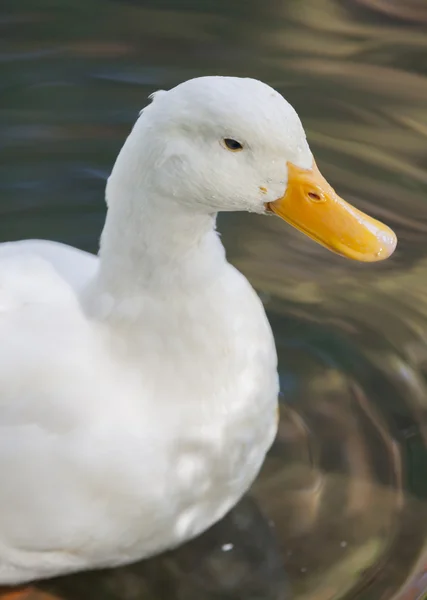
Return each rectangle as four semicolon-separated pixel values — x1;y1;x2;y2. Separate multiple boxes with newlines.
108;76;396;262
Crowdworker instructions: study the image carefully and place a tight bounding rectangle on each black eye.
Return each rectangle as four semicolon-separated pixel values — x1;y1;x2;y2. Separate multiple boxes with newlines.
224;138;243;151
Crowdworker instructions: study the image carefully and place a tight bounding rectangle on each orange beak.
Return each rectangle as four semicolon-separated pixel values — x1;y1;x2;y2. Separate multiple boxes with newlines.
266;160;397;262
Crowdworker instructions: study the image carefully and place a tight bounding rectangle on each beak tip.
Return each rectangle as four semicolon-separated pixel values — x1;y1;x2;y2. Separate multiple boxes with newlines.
340;226;397;262
376;227;397;261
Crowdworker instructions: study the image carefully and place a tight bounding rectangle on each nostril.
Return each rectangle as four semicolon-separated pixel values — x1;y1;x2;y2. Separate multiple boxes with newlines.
308;192;323;202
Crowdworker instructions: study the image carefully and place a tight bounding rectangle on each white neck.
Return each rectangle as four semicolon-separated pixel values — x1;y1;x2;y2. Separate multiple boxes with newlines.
97;193;224;297
84;115;227;318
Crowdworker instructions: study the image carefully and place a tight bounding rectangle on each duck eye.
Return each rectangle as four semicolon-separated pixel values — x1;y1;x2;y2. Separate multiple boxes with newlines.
223;138;243;152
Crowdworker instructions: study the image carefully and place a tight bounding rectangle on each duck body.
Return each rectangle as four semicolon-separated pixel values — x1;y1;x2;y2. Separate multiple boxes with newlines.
0;234;278;584
0;75;396;586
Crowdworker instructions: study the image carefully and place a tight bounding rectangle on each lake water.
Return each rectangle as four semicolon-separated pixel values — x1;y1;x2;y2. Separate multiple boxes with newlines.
2;0;427;598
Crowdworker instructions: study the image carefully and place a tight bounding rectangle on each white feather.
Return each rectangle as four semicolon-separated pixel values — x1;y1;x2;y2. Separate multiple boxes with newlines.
0;76;313;583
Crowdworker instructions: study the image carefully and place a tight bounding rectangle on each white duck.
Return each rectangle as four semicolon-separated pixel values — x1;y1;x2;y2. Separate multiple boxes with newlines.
0;76;396;595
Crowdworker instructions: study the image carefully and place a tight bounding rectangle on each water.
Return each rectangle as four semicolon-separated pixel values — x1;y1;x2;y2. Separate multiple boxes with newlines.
2;0;427;598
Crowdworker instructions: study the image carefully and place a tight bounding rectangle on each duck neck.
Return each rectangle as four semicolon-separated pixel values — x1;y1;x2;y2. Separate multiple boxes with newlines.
95;189;225;302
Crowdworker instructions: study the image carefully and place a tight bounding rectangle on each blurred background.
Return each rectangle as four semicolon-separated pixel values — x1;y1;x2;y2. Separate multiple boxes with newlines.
2;0;427;598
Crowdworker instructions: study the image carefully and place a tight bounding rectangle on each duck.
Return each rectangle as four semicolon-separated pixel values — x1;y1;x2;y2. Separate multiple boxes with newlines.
0;76;396;596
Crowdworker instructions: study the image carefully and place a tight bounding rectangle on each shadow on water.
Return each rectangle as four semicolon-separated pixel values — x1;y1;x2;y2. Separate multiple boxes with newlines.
2;0;427;598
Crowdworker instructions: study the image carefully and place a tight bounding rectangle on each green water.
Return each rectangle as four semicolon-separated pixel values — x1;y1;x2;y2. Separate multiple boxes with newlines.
2;0;427;598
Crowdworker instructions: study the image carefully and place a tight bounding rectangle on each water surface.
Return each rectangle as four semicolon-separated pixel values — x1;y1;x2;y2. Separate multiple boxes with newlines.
2;1;427;598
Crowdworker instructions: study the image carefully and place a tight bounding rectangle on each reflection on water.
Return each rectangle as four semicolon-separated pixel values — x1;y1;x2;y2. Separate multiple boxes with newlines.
2;0;427;598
